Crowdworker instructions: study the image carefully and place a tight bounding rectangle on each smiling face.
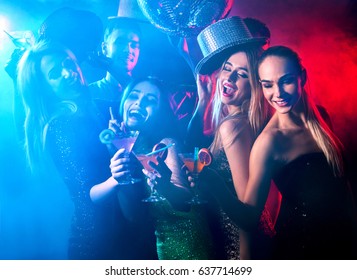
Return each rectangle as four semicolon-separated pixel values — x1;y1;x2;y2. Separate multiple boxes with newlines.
104;27;140;74
218;51;251;111
122;80;160;130
40;50;85;100
258;55;303;114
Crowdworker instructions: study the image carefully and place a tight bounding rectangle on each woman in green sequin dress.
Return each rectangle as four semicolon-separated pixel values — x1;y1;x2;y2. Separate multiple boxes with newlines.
145;138;216;260
151;201;215;260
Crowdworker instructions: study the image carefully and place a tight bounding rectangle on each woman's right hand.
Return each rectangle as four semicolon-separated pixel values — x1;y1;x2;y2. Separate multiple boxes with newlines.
199;167;231;197
183;168;196;188
196;74;214;103
110;148;131;183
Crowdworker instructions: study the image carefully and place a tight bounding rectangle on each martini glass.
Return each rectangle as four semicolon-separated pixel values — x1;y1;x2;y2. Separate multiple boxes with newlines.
137;143;174;202
99;128;140;185
136;153;166;202
179;147;208;205
3;30;35;49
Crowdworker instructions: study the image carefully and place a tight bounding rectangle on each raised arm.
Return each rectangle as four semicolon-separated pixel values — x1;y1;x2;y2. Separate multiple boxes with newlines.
185;74;215;149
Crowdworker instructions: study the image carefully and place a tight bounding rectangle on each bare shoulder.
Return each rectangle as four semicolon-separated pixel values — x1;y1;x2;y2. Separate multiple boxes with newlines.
219;117;250;138
251;127;280;160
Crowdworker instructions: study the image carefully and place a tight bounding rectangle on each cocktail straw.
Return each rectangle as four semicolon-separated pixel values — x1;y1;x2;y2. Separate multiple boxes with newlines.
145;143;175;156
193;147;199;173
109;107;114;120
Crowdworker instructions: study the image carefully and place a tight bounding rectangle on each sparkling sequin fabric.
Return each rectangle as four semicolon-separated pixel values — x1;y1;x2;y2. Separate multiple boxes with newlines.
46;114;112;259
150;200;215;260
210;148;241;259
210;148;276;259
272;153;357;259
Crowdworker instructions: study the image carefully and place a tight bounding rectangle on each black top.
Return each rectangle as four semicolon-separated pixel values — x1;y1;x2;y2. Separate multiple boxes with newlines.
272;153;357;259
46;109;157;259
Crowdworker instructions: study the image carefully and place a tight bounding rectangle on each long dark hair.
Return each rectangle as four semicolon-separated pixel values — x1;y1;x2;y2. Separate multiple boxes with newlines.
119;76;181;150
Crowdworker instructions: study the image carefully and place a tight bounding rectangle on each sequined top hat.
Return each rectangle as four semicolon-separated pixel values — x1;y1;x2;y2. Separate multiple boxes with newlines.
195;16;266;75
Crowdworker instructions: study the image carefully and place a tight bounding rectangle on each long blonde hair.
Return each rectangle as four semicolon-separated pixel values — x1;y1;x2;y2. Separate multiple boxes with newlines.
257;46;345;176
303;90;344;176
210;45;267;154
17;41;82;171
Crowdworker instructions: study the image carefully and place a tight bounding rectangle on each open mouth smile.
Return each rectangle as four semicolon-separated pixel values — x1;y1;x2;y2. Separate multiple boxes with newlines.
128;109;147;122
274;98;290;107
222;82;236;97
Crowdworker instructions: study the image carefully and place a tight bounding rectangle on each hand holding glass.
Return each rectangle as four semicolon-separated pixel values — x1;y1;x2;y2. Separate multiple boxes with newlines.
137;143;174;202
99;128;140;185
179;147;212;205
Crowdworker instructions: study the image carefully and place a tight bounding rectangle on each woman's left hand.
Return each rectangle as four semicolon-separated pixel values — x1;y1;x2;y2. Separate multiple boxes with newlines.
142;157;172;192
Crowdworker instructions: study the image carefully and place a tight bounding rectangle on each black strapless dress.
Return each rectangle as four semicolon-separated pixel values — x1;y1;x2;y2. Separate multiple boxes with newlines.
272;153;357;259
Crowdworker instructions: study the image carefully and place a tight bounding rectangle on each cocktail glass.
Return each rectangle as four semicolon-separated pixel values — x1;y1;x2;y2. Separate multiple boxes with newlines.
179;147;210;205
3;30;35;49
136;153;166;202
137;143;174;202
99;128;140;185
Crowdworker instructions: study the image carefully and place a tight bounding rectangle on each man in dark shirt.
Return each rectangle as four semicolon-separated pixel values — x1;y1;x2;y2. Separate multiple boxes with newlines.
89;18;141;128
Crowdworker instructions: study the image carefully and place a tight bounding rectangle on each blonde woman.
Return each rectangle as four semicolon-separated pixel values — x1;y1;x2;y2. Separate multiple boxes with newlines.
192;16;280;259
18;41;112;259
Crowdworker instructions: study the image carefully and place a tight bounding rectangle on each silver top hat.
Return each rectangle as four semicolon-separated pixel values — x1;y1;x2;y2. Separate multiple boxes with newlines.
195;16;266;74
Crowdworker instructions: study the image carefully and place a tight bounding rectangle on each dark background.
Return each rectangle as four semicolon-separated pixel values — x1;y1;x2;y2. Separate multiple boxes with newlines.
0;0;356;259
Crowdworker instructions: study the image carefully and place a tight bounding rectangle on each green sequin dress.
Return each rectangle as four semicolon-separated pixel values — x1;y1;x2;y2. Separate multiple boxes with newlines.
150;199;215;260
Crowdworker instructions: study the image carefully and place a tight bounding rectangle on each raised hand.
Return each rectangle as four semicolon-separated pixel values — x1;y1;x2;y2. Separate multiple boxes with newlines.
197;74;214;102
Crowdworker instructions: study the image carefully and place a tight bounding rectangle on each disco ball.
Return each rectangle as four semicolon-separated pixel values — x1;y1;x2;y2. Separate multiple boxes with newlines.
137;0;234;37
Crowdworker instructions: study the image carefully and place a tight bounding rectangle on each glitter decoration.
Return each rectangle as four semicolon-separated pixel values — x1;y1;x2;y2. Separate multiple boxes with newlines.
137;0;234;37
